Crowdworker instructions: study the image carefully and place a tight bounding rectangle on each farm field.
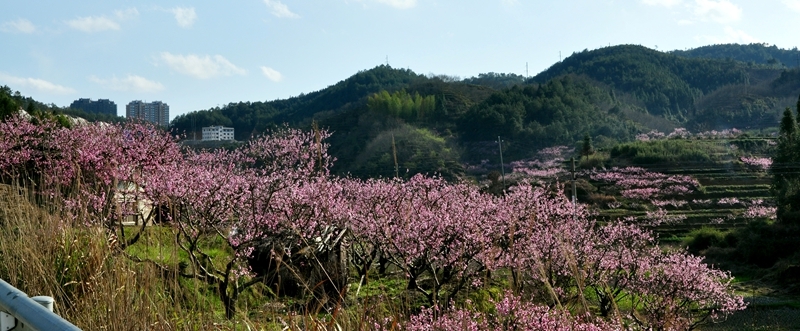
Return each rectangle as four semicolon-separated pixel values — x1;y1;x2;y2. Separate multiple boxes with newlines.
583;136;800;330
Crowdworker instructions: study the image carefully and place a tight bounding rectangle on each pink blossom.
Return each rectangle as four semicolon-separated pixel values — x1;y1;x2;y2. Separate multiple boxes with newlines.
743;205;777;220
740;156;772;171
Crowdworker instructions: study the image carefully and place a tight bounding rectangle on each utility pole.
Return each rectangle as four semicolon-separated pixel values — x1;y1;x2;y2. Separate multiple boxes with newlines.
526;62;529;80
571;157;577;205
571;157;577;221
392;134;399;178
313;121;323;173
498;136;506;193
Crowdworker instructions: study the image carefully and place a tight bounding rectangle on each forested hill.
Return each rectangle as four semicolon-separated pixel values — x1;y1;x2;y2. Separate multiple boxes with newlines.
530;45;747;120
671;43;800;68
171;66;428;140
158;43;800;179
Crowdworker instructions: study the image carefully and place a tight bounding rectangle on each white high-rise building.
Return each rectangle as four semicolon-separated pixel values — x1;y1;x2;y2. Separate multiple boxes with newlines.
202;126;235;141
126;100;169;127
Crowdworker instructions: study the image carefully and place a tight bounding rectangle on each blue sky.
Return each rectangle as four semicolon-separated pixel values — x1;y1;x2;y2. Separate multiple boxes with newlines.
2;0;799;120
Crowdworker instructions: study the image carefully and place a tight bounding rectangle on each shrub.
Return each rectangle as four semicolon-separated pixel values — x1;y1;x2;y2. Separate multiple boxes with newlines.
579;153;608;169
610;139;716;165
733;221;800;267
683;227;729;254
588;193;617;206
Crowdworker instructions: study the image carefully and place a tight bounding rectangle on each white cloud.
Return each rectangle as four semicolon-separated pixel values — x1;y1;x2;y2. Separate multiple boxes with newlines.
66;16;119;32
641;0;682;7
695;26;759;44
1;19;36;34
89;75;165;93
693;0;742;23
0;73;75;95
782;0;800;13
721;26;759;43
263;0;300;18
66;8;137;32
114;8;139;21
260;66;284;82
374;0;417;9
158;52;246;79
170;7;197;28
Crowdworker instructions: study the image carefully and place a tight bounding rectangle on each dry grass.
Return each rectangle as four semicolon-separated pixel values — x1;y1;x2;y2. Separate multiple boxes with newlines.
0;184;227;330
0;183;409;330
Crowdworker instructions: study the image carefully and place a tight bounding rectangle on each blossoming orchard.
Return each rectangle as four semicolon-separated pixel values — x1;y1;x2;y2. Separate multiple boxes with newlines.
0;114;748;330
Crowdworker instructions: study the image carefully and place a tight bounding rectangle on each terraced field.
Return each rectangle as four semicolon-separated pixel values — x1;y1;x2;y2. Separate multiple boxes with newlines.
588;136;777;239
584;143;800;330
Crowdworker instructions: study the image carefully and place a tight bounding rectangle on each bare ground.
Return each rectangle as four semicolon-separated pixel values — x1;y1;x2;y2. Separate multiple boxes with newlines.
702;280;800;330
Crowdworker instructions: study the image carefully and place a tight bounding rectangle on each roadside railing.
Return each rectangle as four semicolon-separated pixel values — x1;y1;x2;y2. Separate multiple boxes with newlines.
0;279;80;331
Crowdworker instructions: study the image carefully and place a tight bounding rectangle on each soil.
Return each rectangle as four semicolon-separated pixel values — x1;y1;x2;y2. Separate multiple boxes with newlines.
702;278;800;330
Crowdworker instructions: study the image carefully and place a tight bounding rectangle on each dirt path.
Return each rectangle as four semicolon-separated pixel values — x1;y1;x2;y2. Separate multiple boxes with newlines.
702;305;800;330
702;280;800;330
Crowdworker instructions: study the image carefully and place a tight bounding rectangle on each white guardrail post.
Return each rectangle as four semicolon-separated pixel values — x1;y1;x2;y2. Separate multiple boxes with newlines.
0;279;81;330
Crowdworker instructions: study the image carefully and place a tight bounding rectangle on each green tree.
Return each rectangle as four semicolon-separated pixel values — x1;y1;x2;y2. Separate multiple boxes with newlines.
0;88;18;120
581;134;594;157
367;89;436;121
350;124;464;181
772;96;800;223
25;101;36;115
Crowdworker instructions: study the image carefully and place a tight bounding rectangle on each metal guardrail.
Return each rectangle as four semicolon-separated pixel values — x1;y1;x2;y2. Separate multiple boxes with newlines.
0;279;80;331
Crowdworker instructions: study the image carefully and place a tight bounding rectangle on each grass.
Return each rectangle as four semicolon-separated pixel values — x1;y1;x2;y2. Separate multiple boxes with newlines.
0;184;245;329
703;184;771;192
0;182;432;330
125;226;182;264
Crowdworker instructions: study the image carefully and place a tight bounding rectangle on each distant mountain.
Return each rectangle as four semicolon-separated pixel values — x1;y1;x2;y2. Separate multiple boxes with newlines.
6;42;800;182
530;45;746;120
159;45;800;178
170;66;426;140
462;72;526;90
671;43;800;68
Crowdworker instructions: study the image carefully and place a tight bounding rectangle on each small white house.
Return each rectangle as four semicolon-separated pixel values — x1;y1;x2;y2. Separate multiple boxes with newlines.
115;181;153;226
202;126;235;141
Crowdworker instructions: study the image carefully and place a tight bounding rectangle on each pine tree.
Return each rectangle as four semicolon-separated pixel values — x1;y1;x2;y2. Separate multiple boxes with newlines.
581;134;594;158
772;95;800;223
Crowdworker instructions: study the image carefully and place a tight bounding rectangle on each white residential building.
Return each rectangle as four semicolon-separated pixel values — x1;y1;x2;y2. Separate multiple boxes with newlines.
202;126;235;141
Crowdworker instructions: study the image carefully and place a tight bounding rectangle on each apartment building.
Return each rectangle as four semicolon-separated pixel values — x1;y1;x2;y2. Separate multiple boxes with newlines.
126;100;169;126
69;98;117;116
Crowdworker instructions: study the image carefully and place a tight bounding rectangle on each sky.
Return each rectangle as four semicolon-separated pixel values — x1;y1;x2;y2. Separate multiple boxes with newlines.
2;0;800;121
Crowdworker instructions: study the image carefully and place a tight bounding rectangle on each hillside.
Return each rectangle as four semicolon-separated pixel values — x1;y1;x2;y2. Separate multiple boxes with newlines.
170;66;429;140
167;44;800;180
671;43;800;68
531;45;746;119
